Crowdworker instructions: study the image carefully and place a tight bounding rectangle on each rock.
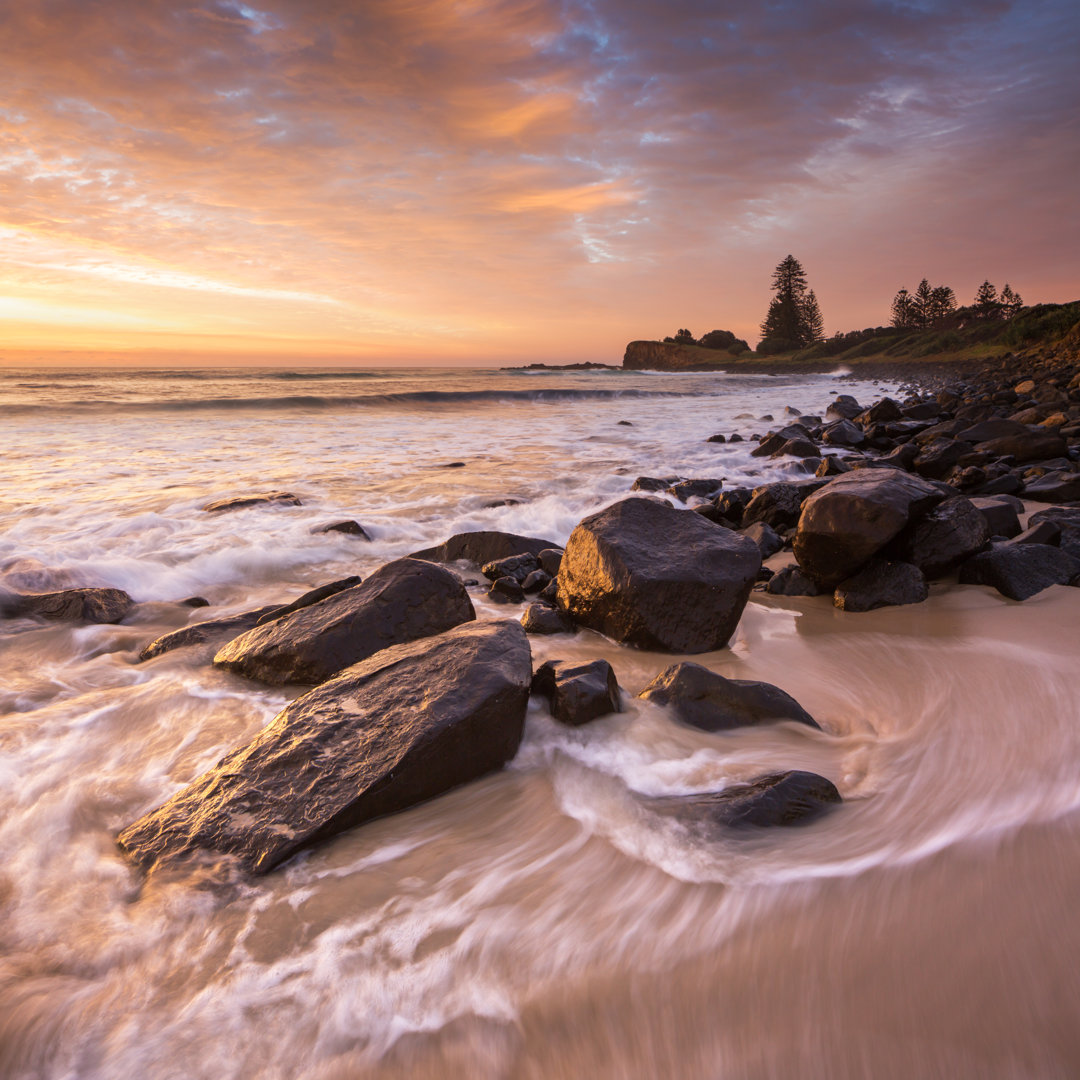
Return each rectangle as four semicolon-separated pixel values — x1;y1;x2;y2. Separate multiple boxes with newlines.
1029;507;1080;549
631;476;681;493
956;419;1029;443
973;472;1024;496
538;549;563;576
255;576;362;625
312;520;371;539
856;398;903;427
833;559;929;612
902;402;942;420
816;455;853;477
214;559;475;685
1014;379;1036;395
765;565;825;596
913;439;970;479
793;470;944;586
969;497;1022;539
181;596;210;607
889;496;990;578
637;662;819;732
139;605;284;662
410;531;559;566
521;569;551;593
826;395;862;421
531;659;621;726
668;478;723;502
203;492;301;513
1023;471;1080;503
741;482;811;531
740;521;784;559
772;438;820;460
538;577;559;604
482;553;540;583
488;577;525;604
974;430;1068;463
728;433;744;443
958;544;1080;600
715;489;752;526
521;602;574;635
13;587;134;624
645;771;841;829
556;497;760;653
822;419;865;448
706;433;726;444
1007;520;1061;546
119;620;533;875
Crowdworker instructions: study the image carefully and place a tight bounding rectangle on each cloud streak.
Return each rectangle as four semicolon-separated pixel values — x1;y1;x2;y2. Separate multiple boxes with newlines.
0;0;1077;361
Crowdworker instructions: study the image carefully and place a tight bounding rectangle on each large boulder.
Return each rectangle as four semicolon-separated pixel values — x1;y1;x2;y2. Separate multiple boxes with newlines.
765;565;825;596
520;602;574;635
888;495;990;578
1022;471;1080;503
254;576;361;625
531;659;621;726
970;497;1022;539
741;481;822;531
139;605;283;661
119;620;532;875
974;430;1067;463
792;470;944;586
958;544;1080;600
11;587;134;624
409;531;559;566
645;771;841;829
637;662;819;732
214;558;475;685
833;559;928;612
556;498;760;653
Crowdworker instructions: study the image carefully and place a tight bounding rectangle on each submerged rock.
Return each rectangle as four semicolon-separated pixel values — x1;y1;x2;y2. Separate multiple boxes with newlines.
139;605;284;662
12;587;134;624
556;497;760;653
203;492;302;513
531;658;621;726
645;771;841;829
214;558;474;685
409;531;559;566
312;520;372;539
637;662;819;732
119;620;533;876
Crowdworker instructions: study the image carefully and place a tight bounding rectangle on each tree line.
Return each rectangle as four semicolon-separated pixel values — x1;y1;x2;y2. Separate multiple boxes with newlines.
891;279;1022;329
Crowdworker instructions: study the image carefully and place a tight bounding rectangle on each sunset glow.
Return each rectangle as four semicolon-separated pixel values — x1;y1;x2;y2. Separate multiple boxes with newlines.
1;0;1077;364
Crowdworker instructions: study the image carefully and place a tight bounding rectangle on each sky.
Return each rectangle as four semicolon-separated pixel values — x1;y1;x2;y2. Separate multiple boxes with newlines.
1;0;1078;366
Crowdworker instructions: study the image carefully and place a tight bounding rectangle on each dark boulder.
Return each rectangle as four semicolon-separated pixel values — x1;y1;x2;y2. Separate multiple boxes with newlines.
889;495;990;578
740;521;784;559
409;531;559;567
1008;520;1061;547
955;419;1029;443
531;659;621;726
119;620;532;875
521;602;574;635
913;439;970;480
975;430;1068;463
482;553;540;583
521;569;551;593
668;478;722;502
139;605;284;662
765;565;826;596
833;559;929;612
856;398;903;427
1022;471;1080;503
255;576;362;625
645;771;841;830
203;492;301;513
13;587;134;624
826;395;862;421
816;455;854;477
1029;507;1080;550
488;577;525;604
637;662;819;732
772;438;821;460
822;419;865;448
214;558;475;685
556;498;760;653
706;433;726;444
538;549;563;576
969;497;1022;539
631;476;681;493
312;520;371;539
793;470;944;586
958;544;1080;600
742;482;817;531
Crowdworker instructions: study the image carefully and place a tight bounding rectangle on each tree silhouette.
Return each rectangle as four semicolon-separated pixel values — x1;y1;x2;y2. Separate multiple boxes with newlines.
759;255;822;351
973;280;1000;319
891;287;915;328
999;283;1023;319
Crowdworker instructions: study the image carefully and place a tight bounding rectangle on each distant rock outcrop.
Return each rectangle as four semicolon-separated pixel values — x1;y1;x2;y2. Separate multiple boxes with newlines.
623;339;746;371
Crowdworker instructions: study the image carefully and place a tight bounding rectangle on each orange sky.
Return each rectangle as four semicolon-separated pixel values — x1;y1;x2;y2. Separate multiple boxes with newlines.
1;0;1078;365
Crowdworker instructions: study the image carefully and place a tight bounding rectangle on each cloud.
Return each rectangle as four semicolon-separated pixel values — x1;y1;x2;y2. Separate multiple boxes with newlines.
0;0;1077;359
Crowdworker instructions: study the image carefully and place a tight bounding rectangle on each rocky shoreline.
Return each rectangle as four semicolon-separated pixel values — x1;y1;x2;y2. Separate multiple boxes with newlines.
6;345;1079;880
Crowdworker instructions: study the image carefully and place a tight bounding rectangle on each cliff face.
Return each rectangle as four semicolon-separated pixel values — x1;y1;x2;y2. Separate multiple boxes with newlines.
623;340;737;371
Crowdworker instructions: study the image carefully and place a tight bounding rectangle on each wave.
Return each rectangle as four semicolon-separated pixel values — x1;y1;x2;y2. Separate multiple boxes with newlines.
3;387;696;415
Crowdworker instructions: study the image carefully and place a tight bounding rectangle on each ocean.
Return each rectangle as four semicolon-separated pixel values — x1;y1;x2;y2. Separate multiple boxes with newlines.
3;364;1080;1079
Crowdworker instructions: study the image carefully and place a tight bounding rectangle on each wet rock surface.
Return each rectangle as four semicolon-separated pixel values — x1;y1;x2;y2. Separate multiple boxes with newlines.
833;559;929;612
531;658;621;726
202;492;302;513
409;531;559;566
958;544;1080;601
119;620;533;875
139;605;284;661
10;587;135;624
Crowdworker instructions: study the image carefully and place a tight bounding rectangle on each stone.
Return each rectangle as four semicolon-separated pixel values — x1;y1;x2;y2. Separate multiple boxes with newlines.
482;553;540;584
706;433;726;444
1007;521;1061;546
181;596;210;607
488;577;525;604
531;659;621;726
203;492;301;513
969;497;1022;539
119;620;532;875
521;569;551;593
833;559;929;612
955;419;1029;443
741;482;810;531
556;497;760;653
637;662;819;732
826;395;862;421
958;544;1080;601
740;521;784;559
521;602;574;635
974;430;1068;463
538;549;563;577
645;771;841;830
1023;471;1080;503
889;496;990;578
13;587;134;624
214;558;475;685
765;565;825;596
856;398;903;427
255;576;362;625
772;438;820;460
816;455;853;477
139;605;284;662
631;476;681;493
668;478;723;501
793;470;944;586
312;520;371;539
822;419;865;448
409;531;559;567
913;438;970;479
1029;507;1080;549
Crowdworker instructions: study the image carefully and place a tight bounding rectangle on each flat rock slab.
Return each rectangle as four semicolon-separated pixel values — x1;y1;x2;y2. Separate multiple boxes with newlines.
959;543;1080;601
409;531;559;566
203;492;302;512
637;662;819;732
531;658;621;726
646;771;841;829
556;497;760;653
214;558;474;685
139;605;284;661
793;470;944;586
12;587;134;624
119;620;533;875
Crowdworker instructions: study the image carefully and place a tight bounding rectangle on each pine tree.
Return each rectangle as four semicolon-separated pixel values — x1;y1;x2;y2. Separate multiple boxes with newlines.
973;280;999;319
999;283;1023;318
891;287;915;328
912;279;934;329
759;255;820;350
928;285;957;325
